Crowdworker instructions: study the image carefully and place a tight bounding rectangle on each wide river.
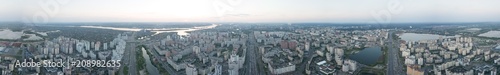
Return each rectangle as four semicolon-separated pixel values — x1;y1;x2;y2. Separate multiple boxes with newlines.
398;33;460;41
80;24;218;36
478;31;500;38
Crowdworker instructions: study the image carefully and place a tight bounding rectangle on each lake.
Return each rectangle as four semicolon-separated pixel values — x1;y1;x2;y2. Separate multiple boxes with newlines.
399;33;459;41
349;46;382;65
478;31;500;38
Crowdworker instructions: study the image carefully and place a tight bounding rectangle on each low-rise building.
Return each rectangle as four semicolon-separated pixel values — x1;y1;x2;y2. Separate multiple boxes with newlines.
407;65;424;75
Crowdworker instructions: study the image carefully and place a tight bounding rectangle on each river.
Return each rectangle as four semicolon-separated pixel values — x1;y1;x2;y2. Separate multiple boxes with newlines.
142;47;160;75
80;24;218;36
479;31;500;38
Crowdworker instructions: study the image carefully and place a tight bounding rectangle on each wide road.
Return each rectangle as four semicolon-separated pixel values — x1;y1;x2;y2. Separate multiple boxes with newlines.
387;31;405;75
243;33;260;75
119;32;138;75
128;32;138;75
127;42;138;75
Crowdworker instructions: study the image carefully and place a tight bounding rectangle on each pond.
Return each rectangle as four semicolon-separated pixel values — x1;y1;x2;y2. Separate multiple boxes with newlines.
348;46;382;65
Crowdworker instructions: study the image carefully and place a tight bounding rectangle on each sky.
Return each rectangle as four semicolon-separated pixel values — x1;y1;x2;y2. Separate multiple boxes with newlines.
1;0;500;23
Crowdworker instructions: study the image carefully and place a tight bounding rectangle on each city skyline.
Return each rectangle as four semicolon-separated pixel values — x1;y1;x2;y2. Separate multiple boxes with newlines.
2;1;500;75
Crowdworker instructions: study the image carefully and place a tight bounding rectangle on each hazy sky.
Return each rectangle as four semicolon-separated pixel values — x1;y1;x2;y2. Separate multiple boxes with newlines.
1;0;500;23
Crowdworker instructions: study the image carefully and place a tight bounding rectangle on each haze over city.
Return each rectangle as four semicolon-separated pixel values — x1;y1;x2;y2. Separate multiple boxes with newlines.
0;0;500;23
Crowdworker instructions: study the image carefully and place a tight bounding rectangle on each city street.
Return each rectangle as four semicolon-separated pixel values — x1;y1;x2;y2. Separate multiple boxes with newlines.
295;48;315;75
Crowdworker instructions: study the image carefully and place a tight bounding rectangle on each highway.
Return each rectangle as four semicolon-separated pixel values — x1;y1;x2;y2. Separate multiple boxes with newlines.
387;31;405;75
242;33;264;75
120;32;138;75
